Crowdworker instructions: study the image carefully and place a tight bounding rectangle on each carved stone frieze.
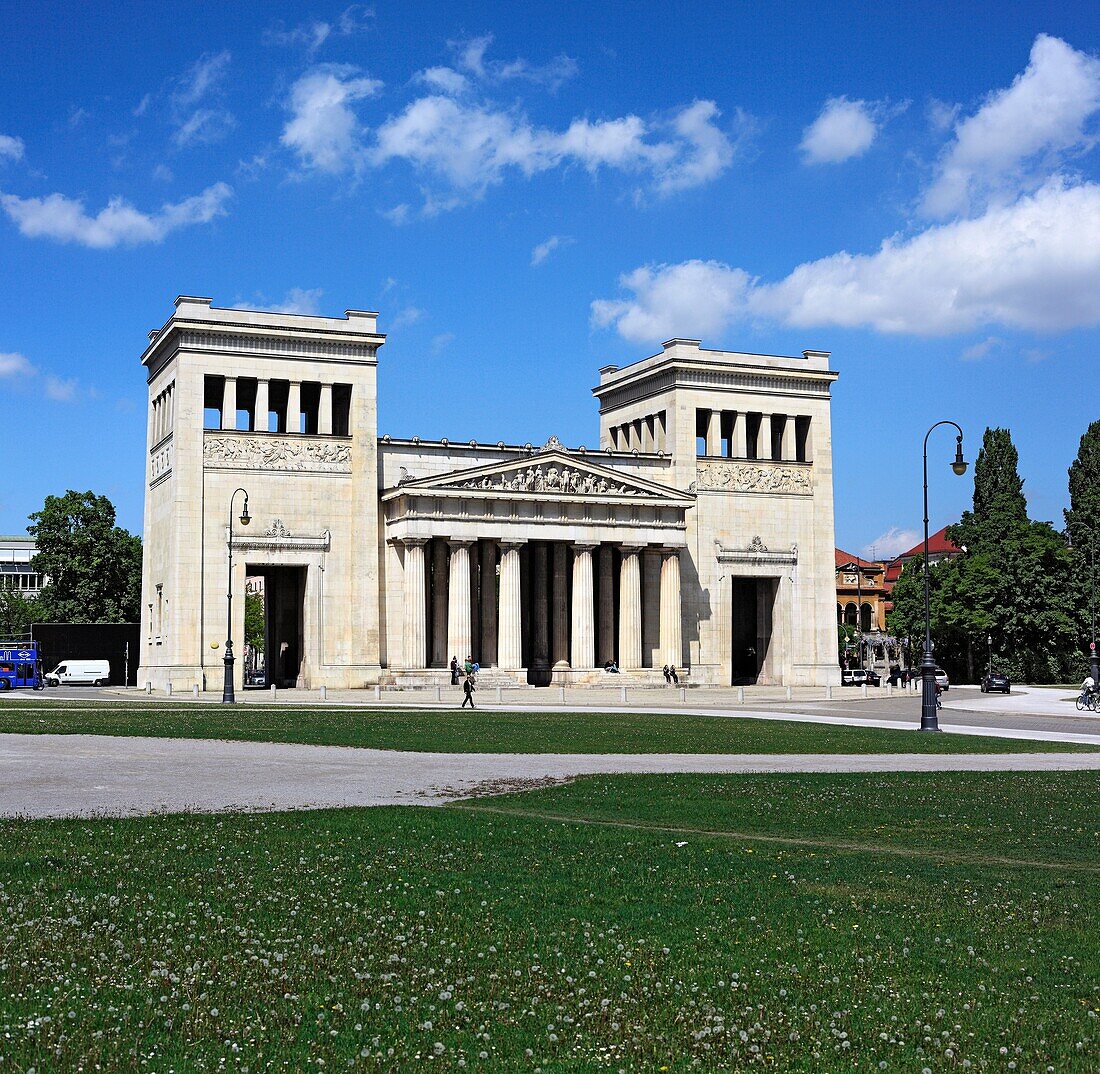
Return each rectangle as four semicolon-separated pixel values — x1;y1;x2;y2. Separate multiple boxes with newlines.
455;463;650;497
695;461;812;495
149;439;172;485
203;433;351;473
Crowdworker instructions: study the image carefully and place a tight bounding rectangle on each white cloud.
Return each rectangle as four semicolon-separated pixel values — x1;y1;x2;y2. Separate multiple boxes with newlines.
800;97;880;164
152;163;174;182
264;6;373;52
0;182;232;249
391;305;423;328
0;134;25;162
371;96;738;206
960;336;1004;361
923;34;1100;217
44;375;78;402
0;352;34;377
862;528;919;561
452;33;577;90
430;331;455;355
269;288;324;315
171;51;235;148
281;66;383;173
593;179;1100;340
530;234;573;266
415;66;470;96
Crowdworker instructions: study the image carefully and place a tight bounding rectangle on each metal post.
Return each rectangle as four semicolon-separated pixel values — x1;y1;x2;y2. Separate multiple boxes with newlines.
920;422;966;731
222;488;250;705
1091;548;1100;689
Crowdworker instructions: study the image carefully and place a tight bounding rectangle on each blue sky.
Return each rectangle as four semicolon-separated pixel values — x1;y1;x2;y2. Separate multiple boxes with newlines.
2;1;1099;558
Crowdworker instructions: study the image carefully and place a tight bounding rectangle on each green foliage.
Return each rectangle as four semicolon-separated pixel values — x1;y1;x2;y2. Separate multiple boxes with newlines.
0;587;39;638
891;428;1078;683
28;490;142;624
836;622;858;663
244;590;265;651
1064;419;1100;649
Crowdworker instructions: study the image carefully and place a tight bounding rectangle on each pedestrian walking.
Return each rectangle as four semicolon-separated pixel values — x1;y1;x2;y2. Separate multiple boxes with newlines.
461;674;476;708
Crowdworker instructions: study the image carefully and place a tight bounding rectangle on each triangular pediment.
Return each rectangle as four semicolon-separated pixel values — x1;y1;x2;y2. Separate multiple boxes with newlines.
390;449;693;504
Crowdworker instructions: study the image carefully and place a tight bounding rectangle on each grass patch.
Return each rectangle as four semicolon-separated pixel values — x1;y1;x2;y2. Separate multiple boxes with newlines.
0;701;1085;753
1;773;1097;1071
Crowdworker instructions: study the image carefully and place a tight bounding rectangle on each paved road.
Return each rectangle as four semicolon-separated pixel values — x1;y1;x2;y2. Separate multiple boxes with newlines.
3;734;1099;819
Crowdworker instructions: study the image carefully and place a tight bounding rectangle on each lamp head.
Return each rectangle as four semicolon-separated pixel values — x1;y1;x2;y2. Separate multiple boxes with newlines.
239;497;251;527
951;436;968;476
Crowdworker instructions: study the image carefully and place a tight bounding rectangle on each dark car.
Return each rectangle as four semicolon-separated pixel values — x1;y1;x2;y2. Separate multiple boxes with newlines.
865;669;882;687
981;672;1011;693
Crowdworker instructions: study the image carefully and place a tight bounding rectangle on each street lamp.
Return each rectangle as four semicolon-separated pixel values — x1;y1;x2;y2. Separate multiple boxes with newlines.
987;633;992;678
920;422;967;731
1067;535;1100;689
222;488;251;704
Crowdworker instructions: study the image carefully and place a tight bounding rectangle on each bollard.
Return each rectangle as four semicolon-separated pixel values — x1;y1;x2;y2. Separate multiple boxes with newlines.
861;683;868;699
825;685;832;701
886;683;892;697
620;686;627;704
737;686;745;704
193;684;199;698
496;686;502;703
270;683;277;700
145;681;152;694
785;685;792;701
166;682;172;697
321;685;328;702
559;686;566;703
679;687;686;703
435;685;442;703
373;684;380;701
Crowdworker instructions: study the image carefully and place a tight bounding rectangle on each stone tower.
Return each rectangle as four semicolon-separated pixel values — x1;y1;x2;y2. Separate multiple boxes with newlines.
137;296;385;692
593;339;840;685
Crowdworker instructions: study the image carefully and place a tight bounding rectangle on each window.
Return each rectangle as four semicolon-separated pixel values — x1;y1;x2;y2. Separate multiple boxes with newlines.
695;408;709;456
795;416;812;462
770;415;785;460
300;382;321;434
745;413;762;460
203;375;224;429
720;411;734;457
332;384;352;436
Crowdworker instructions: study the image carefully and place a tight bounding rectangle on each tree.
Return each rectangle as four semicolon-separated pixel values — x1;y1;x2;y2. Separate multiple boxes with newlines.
244;590;265;652
28;491;143;623
0;588;39;638
950;427;1028;555
1064;419;1100;657
890;427;1078;684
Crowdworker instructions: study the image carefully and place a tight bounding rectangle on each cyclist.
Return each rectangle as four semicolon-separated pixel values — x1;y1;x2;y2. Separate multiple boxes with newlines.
1081;674;1097;707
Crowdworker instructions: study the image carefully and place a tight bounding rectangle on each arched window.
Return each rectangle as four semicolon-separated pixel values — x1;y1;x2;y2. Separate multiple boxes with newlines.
860;602;873;633
844;603;857;626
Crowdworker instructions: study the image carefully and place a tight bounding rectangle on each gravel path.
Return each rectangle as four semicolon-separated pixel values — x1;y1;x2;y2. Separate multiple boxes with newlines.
3;734;1100;818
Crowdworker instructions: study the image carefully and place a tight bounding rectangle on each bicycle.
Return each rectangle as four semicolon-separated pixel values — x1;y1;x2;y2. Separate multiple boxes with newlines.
1075;690;1099;712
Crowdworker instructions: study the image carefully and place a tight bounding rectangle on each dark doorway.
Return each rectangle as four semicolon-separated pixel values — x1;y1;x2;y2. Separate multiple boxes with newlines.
252;565;306;688
731;577;777;685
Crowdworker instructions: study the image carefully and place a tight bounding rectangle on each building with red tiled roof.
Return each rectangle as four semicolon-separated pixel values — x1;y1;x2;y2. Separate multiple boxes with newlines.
835;548;889;633
882;526;962;614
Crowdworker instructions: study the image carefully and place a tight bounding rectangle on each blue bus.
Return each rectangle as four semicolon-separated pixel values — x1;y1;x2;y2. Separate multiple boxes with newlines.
0;642;44;691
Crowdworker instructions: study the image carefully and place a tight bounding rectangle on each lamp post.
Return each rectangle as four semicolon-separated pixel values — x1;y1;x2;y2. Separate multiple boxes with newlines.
222;488;251;704
920;422;967;731
987;633;992;679
1068;536;1100;689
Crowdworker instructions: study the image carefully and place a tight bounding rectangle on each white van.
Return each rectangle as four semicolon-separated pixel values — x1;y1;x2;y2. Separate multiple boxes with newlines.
45;660;110;687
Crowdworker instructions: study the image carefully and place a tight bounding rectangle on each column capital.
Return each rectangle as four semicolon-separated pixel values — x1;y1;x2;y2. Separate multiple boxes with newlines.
571;542;599;553
447;538;476;550
498;538;528;550
401;536;431;548
619;543;645;555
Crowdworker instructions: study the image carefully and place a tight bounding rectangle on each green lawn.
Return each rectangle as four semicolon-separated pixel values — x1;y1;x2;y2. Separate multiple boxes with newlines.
0;701;1083;753
1;772;1097;1071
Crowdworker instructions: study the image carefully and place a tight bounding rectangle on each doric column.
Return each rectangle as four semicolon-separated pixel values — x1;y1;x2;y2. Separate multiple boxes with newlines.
705;410;721;457
531;543;549;668
659;548;683;668
733;412;747;457
447;540;474;663
401;538;429;669
221;376;237;431
597;545;615;666
781;414;795;461
318;383;333;435
480;541;498;666
254;379;269;433
287;381;301;435
571;544;596;669
552;542;570;667
497;542;523;670
430;539;448;667
618;545;643;670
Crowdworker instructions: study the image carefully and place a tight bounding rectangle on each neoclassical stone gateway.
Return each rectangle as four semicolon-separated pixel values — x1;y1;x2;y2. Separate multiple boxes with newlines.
138;297;841;691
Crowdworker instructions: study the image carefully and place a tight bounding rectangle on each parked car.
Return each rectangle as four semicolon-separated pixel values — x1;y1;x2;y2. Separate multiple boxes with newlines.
841;668;881;686
934;667;949;691
865;669;882;687
45;659;110;687
981;671;1011;693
